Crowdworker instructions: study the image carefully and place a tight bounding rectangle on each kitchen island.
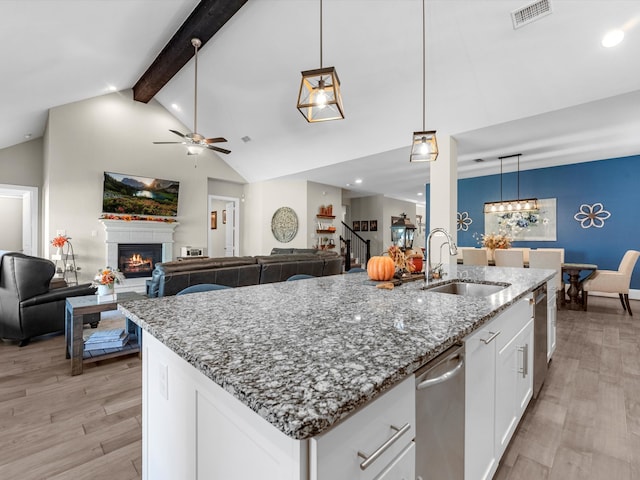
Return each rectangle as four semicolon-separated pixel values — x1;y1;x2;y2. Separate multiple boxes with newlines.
119;264;554;479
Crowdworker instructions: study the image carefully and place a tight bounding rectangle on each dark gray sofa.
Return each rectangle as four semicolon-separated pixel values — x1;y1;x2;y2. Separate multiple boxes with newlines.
148;250;342;297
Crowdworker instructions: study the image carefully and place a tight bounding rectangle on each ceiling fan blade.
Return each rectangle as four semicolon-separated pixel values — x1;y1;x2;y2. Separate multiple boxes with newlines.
204;137;227;144
207;145;231;155
169;129;186;138
153;141;184;144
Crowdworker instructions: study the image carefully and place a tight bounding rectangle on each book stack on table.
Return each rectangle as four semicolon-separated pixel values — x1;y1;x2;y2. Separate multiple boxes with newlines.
84;328;129;351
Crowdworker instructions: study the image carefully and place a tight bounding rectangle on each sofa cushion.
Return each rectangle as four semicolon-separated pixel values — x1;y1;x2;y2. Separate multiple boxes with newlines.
157;256;257;273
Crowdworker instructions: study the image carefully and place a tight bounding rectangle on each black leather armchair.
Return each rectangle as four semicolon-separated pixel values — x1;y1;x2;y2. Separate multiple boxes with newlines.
0;251;96;346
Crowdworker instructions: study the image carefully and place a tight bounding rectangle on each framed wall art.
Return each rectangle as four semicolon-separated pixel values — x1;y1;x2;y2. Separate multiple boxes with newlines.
210;211;217;230
353;220;360;232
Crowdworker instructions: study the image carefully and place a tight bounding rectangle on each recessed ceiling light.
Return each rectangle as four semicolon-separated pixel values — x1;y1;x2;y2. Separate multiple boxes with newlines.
106;85;117;92
354;178;363;184
24;133;32;139
602;29;624;48
346;183;351;187
417;192;423;196
171;103;181;111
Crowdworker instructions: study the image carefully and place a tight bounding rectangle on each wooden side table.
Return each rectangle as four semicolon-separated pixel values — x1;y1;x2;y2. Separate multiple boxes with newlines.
65;291;144;375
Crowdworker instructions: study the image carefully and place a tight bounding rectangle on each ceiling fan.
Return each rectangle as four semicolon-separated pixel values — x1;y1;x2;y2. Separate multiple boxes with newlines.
153;38;231;156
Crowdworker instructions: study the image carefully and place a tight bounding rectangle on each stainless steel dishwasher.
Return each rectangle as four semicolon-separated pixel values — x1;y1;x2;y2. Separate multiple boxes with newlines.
415;343;465;480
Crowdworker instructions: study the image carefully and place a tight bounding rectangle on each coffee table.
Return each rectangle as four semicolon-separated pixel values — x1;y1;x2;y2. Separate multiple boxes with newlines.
65;291;145;375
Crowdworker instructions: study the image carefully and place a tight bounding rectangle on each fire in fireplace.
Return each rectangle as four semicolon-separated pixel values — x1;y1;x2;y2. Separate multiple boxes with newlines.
117;243;162;278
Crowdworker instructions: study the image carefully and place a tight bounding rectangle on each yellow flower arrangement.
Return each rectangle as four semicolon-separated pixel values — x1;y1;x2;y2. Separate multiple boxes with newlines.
92;267;125;287
479;231;512;250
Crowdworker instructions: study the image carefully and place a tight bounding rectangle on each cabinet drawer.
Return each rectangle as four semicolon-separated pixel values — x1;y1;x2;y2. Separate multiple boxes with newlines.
495;297;532;350
310;376;415;480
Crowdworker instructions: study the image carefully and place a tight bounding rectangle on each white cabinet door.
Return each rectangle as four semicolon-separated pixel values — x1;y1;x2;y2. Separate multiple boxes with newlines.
495;316;534;458
547;281;557;361
464;323;498;480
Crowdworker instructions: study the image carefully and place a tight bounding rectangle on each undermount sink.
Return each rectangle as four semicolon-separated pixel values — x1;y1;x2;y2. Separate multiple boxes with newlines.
423;281;509;297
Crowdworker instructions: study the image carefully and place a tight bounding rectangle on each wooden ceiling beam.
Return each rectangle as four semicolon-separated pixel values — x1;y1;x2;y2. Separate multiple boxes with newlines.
133;0;248;103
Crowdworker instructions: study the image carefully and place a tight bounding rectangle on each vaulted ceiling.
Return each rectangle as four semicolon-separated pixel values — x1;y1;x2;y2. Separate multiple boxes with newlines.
3;1;640;203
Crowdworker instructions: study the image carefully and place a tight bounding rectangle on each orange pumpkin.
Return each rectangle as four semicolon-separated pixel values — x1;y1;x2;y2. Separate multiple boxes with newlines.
367;256;395;281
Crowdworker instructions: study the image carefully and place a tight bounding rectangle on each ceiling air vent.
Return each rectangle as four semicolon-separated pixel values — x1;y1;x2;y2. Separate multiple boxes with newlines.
511;0;552;29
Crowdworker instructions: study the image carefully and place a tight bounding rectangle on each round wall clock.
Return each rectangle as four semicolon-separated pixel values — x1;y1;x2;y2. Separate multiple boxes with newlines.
271;207;298;243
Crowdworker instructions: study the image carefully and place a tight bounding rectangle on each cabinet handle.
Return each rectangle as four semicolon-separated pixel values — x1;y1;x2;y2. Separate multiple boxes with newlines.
357;423;411;470
481;331;500;344
518;344;529;378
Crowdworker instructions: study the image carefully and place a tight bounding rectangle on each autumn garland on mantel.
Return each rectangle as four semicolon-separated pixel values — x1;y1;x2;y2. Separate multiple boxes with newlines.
100;214;177;223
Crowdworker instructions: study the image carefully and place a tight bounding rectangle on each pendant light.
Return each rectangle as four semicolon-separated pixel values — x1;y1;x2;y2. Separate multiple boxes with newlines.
410;0;438;162
483;154;539;213
297;0;345;122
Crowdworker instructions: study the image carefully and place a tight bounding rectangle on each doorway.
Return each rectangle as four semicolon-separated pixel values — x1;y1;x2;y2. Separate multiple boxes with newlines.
208;195;240;257
0;184;38;255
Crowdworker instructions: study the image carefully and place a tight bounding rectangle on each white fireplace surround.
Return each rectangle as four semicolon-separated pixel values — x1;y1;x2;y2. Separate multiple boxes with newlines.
100;219;178;293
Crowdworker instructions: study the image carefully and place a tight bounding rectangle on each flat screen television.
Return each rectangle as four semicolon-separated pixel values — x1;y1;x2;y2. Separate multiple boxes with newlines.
102;172;180;217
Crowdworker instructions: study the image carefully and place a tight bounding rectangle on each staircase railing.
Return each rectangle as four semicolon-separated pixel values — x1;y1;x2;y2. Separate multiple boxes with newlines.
340;221;371;271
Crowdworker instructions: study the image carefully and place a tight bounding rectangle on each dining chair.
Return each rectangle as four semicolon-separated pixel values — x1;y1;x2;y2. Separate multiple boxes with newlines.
582;250;640;315
529;249;564;302
176;283;232;295
286;274;316;281
494;249;525;268
462;248;489;266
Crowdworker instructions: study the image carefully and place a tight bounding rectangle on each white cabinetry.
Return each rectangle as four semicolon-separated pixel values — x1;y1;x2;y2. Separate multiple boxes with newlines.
310;376;415;480
141;332;415;480
547;279;557;361
464;296;533;480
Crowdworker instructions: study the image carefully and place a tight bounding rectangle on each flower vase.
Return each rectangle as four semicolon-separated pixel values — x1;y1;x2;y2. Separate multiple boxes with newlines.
97;284;114;297
488;248;495;263
52;247;63;261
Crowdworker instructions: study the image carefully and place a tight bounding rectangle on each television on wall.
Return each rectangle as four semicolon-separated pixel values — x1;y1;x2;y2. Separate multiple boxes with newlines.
102;172;180;217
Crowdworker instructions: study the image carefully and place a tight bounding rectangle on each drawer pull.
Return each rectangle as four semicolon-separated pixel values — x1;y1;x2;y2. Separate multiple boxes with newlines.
357;423;411;470
481;331;500;344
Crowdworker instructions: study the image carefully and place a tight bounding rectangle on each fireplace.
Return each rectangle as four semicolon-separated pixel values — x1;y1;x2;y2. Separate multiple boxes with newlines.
118;243;162;278
100;219;178;293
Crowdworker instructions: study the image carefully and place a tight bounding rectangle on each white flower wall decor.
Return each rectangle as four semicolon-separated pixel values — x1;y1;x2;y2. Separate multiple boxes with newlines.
574;203;611;229
457;211;473;231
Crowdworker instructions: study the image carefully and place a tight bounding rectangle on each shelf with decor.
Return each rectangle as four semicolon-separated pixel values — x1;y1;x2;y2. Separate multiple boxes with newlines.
316;214;336;220
316;229;336;234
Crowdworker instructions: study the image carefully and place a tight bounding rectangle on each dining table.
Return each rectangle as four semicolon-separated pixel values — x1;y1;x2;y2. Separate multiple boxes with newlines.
561;263;598;311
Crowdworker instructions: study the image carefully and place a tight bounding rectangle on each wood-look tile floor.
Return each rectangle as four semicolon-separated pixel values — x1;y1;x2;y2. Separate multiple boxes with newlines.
496;295;640;480
0;296;638;479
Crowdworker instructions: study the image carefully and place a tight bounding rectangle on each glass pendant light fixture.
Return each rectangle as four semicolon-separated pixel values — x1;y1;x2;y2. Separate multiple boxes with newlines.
297;0;345;122
410;0;438;162
483;154;539;213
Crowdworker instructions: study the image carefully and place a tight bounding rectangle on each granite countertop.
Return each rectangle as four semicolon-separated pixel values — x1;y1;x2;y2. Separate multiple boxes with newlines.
118;264;553;440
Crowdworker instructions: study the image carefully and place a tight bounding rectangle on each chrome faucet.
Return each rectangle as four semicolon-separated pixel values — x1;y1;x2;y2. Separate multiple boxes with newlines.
426;228;458;281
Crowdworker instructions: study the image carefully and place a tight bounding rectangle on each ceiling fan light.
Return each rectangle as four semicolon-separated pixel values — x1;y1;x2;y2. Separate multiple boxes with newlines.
410;131;438;162
297;67;344;122
186;144;204;155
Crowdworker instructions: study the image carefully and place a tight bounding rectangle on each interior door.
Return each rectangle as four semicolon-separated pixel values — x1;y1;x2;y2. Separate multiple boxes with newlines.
225;201;235;257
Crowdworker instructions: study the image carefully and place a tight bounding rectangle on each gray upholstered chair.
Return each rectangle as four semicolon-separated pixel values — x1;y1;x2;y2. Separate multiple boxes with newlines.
582;250;640;315
176;283;231;295
0;251;96;346
286;274;315;281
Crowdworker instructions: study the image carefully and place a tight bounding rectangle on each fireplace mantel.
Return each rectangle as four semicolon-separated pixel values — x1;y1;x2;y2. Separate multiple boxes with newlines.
100;219;179;293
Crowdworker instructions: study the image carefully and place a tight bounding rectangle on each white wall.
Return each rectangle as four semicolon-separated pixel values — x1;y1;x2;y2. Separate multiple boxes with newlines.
242;179;308;255
44;90;246;282
0;196;23;251
208;198;228;257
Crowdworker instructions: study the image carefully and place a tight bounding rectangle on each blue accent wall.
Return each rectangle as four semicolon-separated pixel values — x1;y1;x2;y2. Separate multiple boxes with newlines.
454;154;640;289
